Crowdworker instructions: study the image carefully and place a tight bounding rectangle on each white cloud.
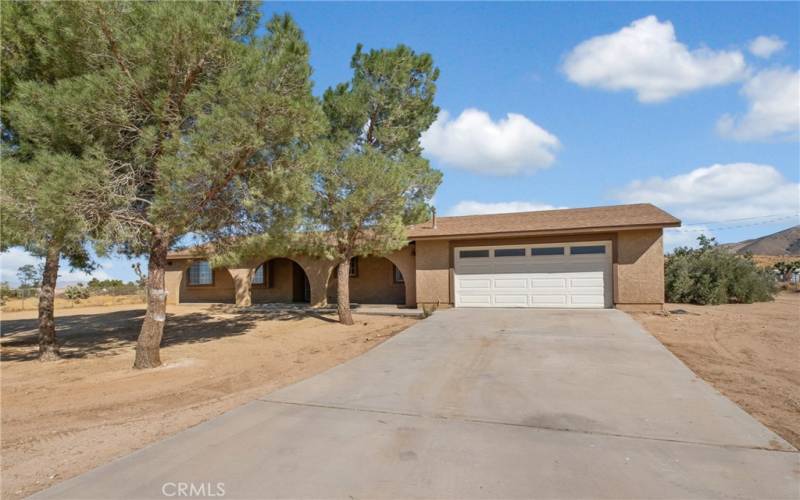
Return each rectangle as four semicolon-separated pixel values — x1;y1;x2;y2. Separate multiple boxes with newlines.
563;16;747;103
717;68;800;141
663;226;714;252
447;201;567;216
0;248;111;287
421;109;561;175
0;249;40;285
613;163;800;221
748;35;786;59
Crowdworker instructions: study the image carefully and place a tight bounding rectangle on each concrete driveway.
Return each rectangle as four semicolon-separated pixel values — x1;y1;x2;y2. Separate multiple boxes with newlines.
36;309;798;499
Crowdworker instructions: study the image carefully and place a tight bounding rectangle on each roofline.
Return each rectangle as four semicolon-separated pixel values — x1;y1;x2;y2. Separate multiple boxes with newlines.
168;222;681;258
407;222;681;241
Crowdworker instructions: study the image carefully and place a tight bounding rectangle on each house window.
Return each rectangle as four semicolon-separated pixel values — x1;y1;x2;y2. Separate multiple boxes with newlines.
459;249;490;258
393;265;404;284
571;245;606;255
532;247;565;256
188;261;213;286
251;264;265;286
350;257;358;277
494;248;525;257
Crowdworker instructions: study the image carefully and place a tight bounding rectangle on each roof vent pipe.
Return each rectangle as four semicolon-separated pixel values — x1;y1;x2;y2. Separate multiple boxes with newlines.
432;206;437;229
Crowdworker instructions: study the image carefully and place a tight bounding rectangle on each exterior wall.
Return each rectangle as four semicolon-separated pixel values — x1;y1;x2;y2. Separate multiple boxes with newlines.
613;229;665;309
415;239;451;306
291;256;337;307
414;231;666;308
252;258;297;304
179;266;235;303
327;256;405;304
167;228;666;310
165;260;190;305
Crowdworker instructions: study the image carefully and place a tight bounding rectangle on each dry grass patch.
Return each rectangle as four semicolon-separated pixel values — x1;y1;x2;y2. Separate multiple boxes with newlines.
0;303;416;499
1;293;146;313
631;292;800;449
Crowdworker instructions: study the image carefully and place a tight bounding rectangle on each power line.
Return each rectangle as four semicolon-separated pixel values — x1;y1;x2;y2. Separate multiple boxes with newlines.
682;212;800;226
671;213;800;232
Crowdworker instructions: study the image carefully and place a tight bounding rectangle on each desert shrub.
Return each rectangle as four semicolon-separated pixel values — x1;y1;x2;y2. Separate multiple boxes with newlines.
0;282;11;305
665;236;775;305
86;278;143;296
64;284;90;301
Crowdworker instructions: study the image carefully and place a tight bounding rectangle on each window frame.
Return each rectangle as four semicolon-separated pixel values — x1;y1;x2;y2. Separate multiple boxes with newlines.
251;262;266;288
569;245;607;256
531;246;566;257
459;249;491;259
349;257;359;278
187;261;214;287
392;264;404;284
494;248;526;258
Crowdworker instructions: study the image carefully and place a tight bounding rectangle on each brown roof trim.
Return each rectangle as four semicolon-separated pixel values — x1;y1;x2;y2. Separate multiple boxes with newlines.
408;223;680;241
168;204;681;258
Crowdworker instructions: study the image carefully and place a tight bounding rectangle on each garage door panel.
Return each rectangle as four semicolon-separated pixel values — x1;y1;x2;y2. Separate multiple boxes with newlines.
455;243;611;309
458;278;492;289
494;294;529;306
458;294;492;306
570;277;604;288
530;295;568;305
530;278;567;289
570;294;605;305
494;278;528;289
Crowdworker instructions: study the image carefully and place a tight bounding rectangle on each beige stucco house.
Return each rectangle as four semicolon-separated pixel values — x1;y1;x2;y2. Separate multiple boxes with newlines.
165;203;680;311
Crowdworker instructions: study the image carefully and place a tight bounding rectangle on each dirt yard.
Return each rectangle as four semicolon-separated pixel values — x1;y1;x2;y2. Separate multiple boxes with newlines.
0;304;416;499
631;292;800;449
1;293;146;313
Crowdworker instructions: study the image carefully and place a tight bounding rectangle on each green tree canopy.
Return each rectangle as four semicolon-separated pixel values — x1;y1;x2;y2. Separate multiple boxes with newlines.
303;44;442;324
29;1;323;368
1;0;110;360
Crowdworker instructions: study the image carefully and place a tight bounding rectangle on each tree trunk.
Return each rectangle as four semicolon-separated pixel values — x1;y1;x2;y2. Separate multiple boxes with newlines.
133;233;169;369
38;243;61;361
336;259;354;325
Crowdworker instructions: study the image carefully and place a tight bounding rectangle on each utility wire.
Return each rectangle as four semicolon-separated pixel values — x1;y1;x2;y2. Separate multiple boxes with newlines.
670;212;800;232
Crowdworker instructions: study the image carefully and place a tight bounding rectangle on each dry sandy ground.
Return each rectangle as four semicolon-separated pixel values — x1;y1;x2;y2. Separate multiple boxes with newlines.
1;294;146;313
631;292;800;449
0;304;416;499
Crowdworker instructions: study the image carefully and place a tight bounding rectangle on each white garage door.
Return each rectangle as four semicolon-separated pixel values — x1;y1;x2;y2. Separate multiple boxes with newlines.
454;242;612;308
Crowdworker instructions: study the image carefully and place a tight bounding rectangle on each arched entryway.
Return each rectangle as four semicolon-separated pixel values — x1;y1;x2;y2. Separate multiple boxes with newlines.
326;256;406;305
251;258;310;304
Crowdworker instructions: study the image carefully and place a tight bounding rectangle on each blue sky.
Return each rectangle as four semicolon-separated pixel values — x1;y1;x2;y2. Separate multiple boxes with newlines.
2;2;798;286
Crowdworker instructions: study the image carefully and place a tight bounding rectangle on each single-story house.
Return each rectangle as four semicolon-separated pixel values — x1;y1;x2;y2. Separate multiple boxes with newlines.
164;203;680;311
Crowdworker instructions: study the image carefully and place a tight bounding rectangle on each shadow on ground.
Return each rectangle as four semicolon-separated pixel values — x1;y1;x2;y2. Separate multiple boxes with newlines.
0;307;338;363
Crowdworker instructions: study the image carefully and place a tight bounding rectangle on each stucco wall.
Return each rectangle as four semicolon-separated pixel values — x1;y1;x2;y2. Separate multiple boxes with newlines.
613;229;665;307
414;230;665;308
415;239;451;306
251;258;296;303
327;256;405;304
179;266;235;303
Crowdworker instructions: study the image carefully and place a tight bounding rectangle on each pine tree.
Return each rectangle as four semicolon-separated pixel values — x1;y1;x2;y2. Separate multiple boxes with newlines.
34;2;323;368
306;44;442;324
1;1;107;360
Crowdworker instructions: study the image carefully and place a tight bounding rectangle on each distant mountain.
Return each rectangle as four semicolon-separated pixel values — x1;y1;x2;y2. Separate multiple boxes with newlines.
721;225;800;256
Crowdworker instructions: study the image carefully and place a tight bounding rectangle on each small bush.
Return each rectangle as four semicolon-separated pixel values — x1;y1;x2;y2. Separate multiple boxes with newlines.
665;236;775;305
86;278;143;296
64;284;90;301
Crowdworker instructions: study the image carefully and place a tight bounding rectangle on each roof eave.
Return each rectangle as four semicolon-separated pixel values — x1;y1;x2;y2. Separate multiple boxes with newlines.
406;222;681;241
